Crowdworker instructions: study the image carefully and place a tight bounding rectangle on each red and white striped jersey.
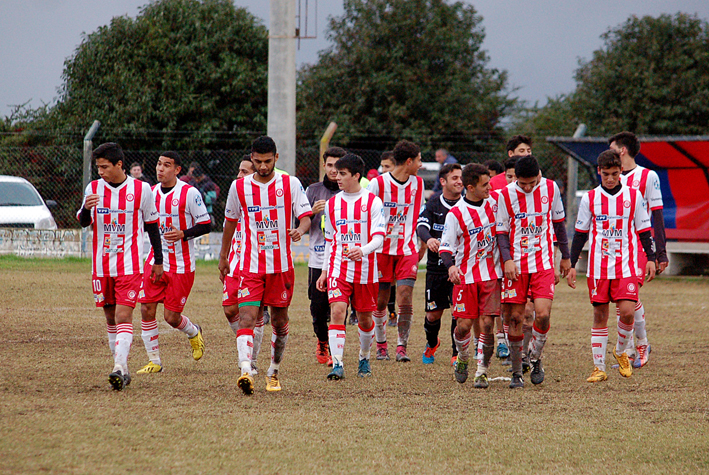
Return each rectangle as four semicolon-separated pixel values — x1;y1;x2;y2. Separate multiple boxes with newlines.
620;165;663;212
367;172;423;256
226;219;243;277
79;177;159;277
323;189;385;284
575;185;651;279
496;178;565;274
224;173;312;274
439;197;501;284
145;180;210;273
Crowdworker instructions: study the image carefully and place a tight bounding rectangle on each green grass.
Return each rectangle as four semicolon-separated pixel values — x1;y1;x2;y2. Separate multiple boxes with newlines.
1;259;708;473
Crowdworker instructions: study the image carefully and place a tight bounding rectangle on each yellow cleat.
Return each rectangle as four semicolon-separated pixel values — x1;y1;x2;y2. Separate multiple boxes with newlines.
189;325;205;361
266;373;282;392
587;367;608;383
237;372;255;395
613;349;633;378
136;362;163;374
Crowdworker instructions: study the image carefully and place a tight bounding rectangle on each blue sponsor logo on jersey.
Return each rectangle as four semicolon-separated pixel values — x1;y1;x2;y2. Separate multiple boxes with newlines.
97;208;110;214
514;213;526;219
384;202;396;208
335;219;346;226
468;226;483;235
596;215;608;221
247;206;260;212
433;223;445;231
314;245;325;252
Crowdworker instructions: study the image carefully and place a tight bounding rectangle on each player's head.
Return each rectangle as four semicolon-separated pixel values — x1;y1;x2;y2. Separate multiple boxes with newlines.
439;163;463;198
484;159;504;177
506;135;532;158
93;142;126;182
597;149;623;188
156;151;182;185
515;155;541;193
503;156;519;184
461;163;491;201
608;131;640;159
251;136;278;178
129;162;143;179
434;148;449;164
238;154;255;179
380;151;395;172
335;153;365;193
393;140;422;175
323;146;347;182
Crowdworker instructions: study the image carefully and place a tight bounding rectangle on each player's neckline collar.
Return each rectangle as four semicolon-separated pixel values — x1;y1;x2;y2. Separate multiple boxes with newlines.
250;174;278;187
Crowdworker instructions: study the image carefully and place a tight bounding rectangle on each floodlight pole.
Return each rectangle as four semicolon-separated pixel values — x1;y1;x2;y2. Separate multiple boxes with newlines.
318;122;337;180
81;120;100;257
566;123;586;235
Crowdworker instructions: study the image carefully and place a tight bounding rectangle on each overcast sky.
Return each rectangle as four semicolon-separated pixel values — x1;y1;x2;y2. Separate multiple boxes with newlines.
1;0;708;119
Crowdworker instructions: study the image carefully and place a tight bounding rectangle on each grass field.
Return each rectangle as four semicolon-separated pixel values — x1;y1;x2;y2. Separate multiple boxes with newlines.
1;255;708;474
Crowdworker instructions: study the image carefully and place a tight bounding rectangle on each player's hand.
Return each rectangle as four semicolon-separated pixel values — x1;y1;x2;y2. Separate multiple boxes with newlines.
150;264;164;283
288;228;303;242
163;225;183;243
218;256;229;282
554;268;561;285
657;260;669;274
448;265;461;285
427;238;440;253
645;260;656;283
347;246;364;261
312;200;327;215
566;268;577;289
559;258;571;278
316;273;328;292
83;194;100;210
504;260;519;281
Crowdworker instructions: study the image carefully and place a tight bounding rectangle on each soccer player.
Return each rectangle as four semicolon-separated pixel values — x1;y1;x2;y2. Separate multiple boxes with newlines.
380;152;398;327
136;151;211;375
221;157;268;375
367;140;424;362
439;163;502;387
306;146;347;366
77;142;163;391
316;154;386;379
416;163;463;364
496;155;571;388
489;135;531;191
218;136;312;394
567;149;656;382
609;131;668;367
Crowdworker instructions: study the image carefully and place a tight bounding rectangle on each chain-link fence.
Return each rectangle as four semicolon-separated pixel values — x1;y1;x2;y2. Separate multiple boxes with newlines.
0;144;585;230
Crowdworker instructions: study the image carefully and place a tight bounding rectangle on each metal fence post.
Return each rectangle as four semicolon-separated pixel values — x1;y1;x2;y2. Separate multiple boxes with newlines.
81;121;100;257
566;123;586;236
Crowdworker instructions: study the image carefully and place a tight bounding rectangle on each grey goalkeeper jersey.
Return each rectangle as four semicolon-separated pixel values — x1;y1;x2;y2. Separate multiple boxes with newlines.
305;179;340;269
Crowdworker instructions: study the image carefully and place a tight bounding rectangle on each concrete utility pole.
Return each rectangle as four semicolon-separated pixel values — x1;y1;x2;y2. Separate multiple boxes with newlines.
268;0;297;175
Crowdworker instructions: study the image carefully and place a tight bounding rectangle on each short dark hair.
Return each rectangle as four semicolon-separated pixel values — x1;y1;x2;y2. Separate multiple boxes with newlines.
93;142;124;166
380;151;394;163
160;151;182;167
252;136;277;156
392;140;420;165
130;162;142;170
506;135;532;153
439;163;462;182
240;159;255;172
515;155;540;179
192;166;204;177
608;131;640;158
597;150;622;169
335;153;365;180
503;156;519;171
484;159;504;175
323;146;347;162
461;163;489;188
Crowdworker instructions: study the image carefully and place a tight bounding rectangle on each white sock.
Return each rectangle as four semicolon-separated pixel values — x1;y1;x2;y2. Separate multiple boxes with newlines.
177;315;199;338
616;320;634;354
106;323;117;357
591;327;608;372
372;309;387;343
140;319;161;365
236;329;253;374
358;321;375;360
634;301;647;342
114;323;133;371
253;313;264;364
329;324;346;367
454;330;472;362
530;323;549;361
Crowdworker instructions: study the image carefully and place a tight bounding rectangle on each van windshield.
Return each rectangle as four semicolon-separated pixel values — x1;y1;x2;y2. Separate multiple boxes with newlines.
0;182;44;206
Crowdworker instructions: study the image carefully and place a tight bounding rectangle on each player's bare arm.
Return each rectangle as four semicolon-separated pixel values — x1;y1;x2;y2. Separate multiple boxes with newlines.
566;267;577;289
646;260;656;282
559;258;571;278
316;272;327;292
448;265;461;285
288;216;311;242
218;219;237;281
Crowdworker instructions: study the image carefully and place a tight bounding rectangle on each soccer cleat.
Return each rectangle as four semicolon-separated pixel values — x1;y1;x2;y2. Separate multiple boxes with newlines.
237;372;255;395
250;362;259;376
586;367;608;383
137;362;163;374
124;371;131;387
387;311;397;327
266;373;282;392
108;369;125;391
376;342;390;361
422;338;440;364
450;355;457;366
395;345;410;362
327;364;345;380
454;358;469;383
188;325;205;361
473;373;489;389
530;359;545;385
613;348;633;378
496;341;510;359
509;372;524;389
316;340;330;365
357;359;372;377
522;354;531;374
633;344;651;368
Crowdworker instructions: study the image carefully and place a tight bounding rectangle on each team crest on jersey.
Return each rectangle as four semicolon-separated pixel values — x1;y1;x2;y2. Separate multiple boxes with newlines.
172;199;180;206
128;290;136;300
455;303;466;312
426;301;438;310
126;194;135;202
411;264;418;273
276;188;284;197
633;180;640;187
623;200;631;208
627;283;636;293
181;297;187;305
281;291;287;300
492;204;498;212
541;196;549;204
361;204;368;212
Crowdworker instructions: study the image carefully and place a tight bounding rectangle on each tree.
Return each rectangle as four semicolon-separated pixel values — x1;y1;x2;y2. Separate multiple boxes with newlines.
296;0;513;150
49;0;269;149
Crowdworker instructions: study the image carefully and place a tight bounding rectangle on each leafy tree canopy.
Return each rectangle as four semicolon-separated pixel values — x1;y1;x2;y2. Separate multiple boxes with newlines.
297;0;514;150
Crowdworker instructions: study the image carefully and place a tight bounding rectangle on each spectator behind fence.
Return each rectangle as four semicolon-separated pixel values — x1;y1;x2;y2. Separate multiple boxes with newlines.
431;148;458;195
130;162;154;185
181;164;219;218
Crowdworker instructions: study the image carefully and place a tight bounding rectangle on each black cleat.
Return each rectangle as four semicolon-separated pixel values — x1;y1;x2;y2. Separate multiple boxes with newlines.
509;372;524;389
530;359;545;385
109;370;125;391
